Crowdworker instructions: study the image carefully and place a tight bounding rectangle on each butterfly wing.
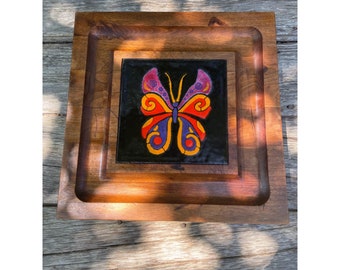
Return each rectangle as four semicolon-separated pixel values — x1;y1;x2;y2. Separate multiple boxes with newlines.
140;93;172;116
177;114;206;156
142;67;173;109
141;115;172;155
140;68;173;155
178;94;211;119
177;69;212;156
178;69;212;110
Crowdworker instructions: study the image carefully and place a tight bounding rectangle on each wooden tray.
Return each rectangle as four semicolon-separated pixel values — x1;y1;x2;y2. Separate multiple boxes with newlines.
57;12;288;223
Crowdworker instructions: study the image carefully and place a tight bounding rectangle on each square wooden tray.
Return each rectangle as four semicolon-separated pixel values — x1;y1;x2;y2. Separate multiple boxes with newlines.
57;12;288;223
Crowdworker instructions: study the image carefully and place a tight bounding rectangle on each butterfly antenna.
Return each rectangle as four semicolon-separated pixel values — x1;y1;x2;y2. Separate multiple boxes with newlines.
176;74;187;102
165;72;175;103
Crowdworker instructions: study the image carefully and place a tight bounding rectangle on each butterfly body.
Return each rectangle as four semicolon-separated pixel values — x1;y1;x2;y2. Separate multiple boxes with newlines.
140;68;212;156
172;102;179;124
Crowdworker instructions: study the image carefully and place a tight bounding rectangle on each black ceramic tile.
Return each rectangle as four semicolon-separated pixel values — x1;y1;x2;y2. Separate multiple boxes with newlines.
116;59;228;164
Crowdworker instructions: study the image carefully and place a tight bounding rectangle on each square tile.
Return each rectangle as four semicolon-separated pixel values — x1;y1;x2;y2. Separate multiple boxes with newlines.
117;59;228;164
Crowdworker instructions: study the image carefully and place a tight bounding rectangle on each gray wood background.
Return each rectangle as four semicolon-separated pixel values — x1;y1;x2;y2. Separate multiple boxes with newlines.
43;0;297;269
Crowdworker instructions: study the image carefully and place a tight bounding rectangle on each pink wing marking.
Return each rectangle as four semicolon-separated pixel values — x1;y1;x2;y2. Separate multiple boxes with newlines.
178;69;212;109
142;68;173;109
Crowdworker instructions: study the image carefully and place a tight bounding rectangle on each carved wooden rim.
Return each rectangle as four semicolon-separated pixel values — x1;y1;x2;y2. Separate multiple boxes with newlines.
74;24;269;205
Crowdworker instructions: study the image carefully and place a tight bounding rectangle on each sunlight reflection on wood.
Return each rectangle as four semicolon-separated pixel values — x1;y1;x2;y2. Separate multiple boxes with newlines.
238;229;279;268
43;94;61;160
49;2;76;28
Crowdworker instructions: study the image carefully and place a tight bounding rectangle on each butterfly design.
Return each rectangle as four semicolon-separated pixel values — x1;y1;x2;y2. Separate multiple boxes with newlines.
140;67;212;156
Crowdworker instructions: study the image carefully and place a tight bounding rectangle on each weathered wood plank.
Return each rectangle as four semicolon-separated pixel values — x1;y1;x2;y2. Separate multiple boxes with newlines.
277;43;297;118
43;0;297;43
43;113;65;163
43;206;296;269
282;116;297;178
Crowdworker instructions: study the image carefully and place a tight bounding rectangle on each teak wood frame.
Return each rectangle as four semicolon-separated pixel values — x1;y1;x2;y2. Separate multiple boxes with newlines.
111;50;238;173
57;12;288;223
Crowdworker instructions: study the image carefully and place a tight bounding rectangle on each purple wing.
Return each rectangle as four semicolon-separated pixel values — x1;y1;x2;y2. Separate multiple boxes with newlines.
143;116;172;155
142;67;173;109
178;69;212;109
177;116;204;156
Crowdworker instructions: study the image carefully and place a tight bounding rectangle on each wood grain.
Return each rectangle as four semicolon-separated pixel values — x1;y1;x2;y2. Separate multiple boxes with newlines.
44;206;297;269
72;23;270;205
43;0;297;268
56;12;288;222
43;0;297;42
